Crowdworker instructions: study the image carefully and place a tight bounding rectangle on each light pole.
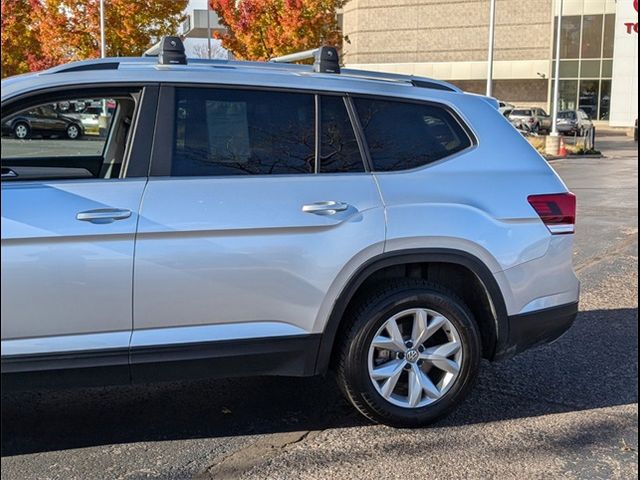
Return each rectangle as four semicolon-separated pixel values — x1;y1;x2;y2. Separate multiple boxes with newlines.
207;4;212;59
99;0;106;58
550;0;564;137
486;0;497;97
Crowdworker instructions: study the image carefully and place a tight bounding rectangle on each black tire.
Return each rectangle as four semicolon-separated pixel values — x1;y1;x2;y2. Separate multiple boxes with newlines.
66;123;82;140
13;122;30;139
336;279;481;428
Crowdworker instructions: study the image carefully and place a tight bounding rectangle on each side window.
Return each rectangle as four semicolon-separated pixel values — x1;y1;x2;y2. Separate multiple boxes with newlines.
172;88;315;176
354;98;472;172
320;96;365;173
1;96;136;181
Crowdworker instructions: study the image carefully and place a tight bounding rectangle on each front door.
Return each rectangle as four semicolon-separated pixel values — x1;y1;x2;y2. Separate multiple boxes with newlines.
1;87;157;384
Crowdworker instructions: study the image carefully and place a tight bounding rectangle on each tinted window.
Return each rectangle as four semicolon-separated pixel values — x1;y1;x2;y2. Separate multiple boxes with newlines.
354;98;471;172
512;109;533;116
320;96;364;173
173;88;315;176
558;111;577;120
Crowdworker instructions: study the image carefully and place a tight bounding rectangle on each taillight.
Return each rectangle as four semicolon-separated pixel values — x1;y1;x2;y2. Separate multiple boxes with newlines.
528;193;576;234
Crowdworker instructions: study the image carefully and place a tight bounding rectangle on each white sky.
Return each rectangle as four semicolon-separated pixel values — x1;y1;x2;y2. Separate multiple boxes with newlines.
183;0;228;58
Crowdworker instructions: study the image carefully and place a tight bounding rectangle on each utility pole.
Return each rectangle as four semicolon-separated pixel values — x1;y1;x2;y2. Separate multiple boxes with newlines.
551;0;564;136
99;0;107;131
99;0;106;58
207;5;212;59
486;0;497;97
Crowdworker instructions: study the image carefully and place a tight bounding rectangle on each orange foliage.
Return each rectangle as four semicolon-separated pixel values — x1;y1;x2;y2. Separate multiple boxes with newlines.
1;0;187;77
211;0;346;61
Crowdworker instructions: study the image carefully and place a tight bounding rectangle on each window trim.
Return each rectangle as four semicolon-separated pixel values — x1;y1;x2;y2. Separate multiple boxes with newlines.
1;84;159;181
150;84;370;178
318;95;369;174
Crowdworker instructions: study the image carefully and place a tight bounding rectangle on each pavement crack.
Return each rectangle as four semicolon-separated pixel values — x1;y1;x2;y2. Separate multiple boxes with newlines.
194;430;315;480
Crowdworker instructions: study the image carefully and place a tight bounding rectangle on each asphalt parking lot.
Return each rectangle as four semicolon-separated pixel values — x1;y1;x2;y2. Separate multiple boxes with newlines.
1;137;104;158
1;135;638;480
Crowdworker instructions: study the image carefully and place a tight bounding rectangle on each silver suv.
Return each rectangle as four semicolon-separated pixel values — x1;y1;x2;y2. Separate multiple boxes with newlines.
0;40;580;427
509;107;553;134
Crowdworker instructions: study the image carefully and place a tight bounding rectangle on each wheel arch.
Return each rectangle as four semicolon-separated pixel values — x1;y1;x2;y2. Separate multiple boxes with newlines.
314;248;509;374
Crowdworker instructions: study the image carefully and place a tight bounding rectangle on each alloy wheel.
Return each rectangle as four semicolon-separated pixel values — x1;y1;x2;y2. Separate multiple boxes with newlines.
367;308;463;409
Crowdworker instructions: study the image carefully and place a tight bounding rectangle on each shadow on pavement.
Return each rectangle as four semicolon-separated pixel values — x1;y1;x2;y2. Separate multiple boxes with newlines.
2;307;637;457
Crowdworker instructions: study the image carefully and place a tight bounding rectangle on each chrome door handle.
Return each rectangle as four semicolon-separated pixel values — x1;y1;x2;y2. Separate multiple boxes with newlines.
302;201;350;215
76;208;132;224
1;167;18;178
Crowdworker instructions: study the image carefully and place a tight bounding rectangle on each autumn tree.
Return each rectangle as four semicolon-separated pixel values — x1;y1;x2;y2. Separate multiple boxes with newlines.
211;0;346;61
1;0;188;78
1;0;41;78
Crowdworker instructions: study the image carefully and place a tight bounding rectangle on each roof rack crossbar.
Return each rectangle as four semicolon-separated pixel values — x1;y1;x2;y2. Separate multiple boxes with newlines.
271;46;340;74
270;48;319;64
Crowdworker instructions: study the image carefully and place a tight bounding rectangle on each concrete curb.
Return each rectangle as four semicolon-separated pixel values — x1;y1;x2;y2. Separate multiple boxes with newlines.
545;154;606;162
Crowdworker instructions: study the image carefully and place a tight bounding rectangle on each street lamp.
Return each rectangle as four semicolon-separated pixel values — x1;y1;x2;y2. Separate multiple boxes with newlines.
551;0;564;137
486;0;497;97
207;4;212;59
99;0;106;58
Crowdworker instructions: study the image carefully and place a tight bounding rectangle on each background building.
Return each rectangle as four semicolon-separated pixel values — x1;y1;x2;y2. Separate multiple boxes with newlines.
181;1;231;59
342;0;638;126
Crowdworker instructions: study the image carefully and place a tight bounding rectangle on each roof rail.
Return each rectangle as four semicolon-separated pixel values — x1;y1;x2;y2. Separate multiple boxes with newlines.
271;46;340;74
339;68;460;93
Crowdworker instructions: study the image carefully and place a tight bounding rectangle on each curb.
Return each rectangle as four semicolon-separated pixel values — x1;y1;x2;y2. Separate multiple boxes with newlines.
545;154;605;162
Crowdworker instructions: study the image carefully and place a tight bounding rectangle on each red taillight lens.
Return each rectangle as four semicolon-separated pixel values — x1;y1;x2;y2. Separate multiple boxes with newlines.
528;193;576;234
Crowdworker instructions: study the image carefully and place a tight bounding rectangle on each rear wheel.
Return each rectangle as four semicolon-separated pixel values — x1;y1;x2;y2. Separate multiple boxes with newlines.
336;279;481;427
13;122;30;139
66;123;81;140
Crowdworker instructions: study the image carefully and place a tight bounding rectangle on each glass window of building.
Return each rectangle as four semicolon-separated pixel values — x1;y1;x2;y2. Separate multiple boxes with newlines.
551;12;614;120
602;14;616;59
554;16;582;59
581;15;603;58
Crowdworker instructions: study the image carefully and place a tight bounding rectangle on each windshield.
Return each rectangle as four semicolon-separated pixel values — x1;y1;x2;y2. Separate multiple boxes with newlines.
558;111;576;120
511;109;532;116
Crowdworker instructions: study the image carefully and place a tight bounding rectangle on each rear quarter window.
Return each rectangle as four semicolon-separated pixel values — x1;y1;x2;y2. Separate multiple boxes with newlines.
353;97;472;172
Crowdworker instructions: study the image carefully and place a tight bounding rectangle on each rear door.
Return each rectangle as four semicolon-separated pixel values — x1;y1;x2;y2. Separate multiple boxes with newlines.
1;86;157;386
131;86;385;380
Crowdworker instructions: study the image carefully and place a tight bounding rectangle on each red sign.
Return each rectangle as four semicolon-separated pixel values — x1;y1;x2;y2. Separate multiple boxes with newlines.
625;0;639;34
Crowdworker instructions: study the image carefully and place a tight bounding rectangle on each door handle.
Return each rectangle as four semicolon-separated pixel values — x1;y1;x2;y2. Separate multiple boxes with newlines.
302;201;350;216
76;208;132;224
1;167;18;178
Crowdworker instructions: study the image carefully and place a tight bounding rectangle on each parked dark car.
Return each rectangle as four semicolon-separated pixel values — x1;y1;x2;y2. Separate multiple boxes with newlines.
1;105;84;140
556;110;594;136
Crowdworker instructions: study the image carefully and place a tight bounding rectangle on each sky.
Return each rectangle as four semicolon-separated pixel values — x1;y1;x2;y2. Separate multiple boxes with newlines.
183;0;228;58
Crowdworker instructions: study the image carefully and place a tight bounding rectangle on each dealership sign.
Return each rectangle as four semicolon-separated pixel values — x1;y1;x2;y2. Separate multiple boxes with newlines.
625;0;639;34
